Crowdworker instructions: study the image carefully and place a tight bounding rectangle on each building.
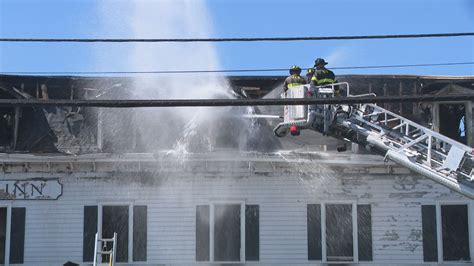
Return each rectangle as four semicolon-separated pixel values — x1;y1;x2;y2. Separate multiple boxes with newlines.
0;74;473;265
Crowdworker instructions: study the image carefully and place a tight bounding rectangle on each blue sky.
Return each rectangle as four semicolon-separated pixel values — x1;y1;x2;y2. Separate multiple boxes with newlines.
0;0;473;76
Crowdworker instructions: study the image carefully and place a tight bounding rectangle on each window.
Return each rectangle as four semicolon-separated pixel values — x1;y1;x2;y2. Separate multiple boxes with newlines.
422;204;470;262
326;204;353;261
196;203;259;262
439;103;468;145
0;207;26;264
102;206;129;262
307;203;372;262
83;204;147;263
214;204;241;261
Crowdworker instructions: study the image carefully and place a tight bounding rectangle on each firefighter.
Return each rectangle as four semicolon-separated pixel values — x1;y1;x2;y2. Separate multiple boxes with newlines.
306;68;315;84
311;58;340;95
283;65;306;92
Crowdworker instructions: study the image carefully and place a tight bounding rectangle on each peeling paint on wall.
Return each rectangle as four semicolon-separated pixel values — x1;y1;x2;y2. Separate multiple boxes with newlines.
393;176;419;190
407;229;422;241
389;192;428;199
381;230;400;241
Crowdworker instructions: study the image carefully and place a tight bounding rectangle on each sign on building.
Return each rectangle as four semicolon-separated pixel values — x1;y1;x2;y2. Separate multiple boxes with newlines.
0;178;63;200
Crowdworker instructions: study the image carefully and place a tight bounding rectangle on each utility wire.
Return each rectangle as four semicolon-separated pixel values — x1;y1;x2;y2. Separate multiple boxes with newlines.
2;62;473;75
1;32;473;43
1;94;473;108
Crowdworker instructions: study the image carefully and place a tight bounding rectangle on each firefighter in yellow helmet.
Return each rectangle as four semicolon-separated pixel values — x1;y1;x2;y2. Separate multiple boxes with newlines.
306;68;315;84
283;65;306;92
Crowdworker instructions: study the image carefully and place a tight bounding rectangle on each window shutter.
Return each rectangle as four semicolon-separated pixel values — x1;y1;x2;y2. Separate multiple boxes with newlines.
422;205;438;262
357;204;372;261
307;204;322;260
133;205;147;261
196;205;210;261
0;208;7;264
10;207;26;264
245;205;259;261
83;206;97;262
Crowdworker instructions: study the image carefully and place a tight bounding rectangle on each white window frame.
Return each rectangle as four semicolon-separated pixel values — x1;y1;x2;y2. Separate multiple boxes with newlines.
431;201;473;263
98;202;134;264
0;204;12;266
309;201;359;263
205;201;246;263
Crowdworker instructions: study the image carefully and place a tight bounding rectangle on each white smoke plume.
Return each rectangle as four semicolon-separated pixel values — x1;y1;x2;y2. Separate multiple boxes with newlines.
96;0;264;153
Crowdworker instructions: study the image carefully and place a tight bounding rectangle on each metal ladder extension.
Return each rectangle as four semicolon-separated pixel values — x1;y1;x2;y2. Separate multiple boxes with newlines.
93;232;117;266
273;83;474;198
347;103;474;198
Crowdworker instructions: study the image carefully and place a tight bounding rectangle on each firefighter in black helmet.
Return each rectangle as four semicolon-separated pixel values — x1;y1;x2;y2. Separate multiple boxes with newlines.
283;65;306;92
311;58;339;95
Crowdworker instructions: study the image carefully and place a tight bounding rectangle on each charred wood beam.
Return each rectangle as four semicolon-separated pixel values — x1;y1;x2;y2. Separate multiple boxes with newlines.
12;107;20;150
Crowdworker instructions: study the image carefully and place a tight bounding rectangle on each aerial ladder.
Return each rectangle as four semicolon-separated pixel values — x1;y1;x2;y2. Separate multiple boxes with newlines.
273;83;474;199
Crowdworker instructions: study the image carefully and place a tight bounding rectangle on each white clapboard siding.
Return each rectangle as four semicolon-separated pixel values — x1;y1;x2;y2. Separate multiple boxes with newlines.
2;158;472;266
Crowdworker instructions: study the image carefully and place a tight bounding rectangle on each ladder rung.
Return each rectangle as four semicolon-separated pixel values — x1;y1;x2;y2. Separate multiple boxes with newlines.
97;250;113;255
98;238;115;242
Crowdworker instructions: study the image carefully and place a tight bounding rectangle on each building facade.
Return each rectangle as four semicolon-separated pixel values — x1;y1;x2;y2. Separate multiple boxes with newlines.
0;151;472;265
1;74;473;265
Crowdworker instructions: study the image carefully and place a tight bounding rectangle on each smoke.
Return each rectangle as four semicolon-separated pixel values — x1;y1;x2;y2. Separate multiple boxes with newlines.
127;0;232;152
324;46;350;67
96;0;267;153
127;0;227;98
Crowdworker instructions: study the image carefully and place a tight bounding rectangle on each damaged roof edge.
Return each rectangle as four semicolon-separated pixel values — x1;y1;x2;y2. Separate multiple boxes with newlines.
0;151;410;175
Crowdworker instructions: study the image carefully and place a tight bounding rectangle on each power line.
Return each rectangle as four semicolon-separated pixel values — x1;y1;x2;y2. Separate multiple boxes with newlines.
1;94;473;108
2;62;473;76
333;62;474;70
1;32;473;43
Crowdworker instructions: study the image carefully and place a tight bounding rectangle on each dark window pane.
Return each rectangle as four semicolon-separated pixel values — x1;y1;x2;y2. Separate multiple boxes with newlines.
83;206;98;262
326;204;353;261
245;205;259;261
357;205;372;261
439;104;467;144
0;208;6;264
214;204;240;262
133;205;147;261
307;204;322;260
442;205;470;261
196;205;210;261
10;207;25;264
103;206;129;263
422;205;438;262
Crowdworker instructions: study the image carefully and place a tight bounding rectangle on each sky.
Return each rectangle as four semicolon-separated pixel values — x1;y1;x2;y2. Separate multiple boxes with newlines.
0;0;473;77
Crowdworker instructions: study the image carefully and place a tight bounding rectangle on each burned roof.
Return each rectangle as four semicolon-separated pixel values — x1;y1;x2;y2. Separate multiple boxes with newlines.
1;74;473;154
